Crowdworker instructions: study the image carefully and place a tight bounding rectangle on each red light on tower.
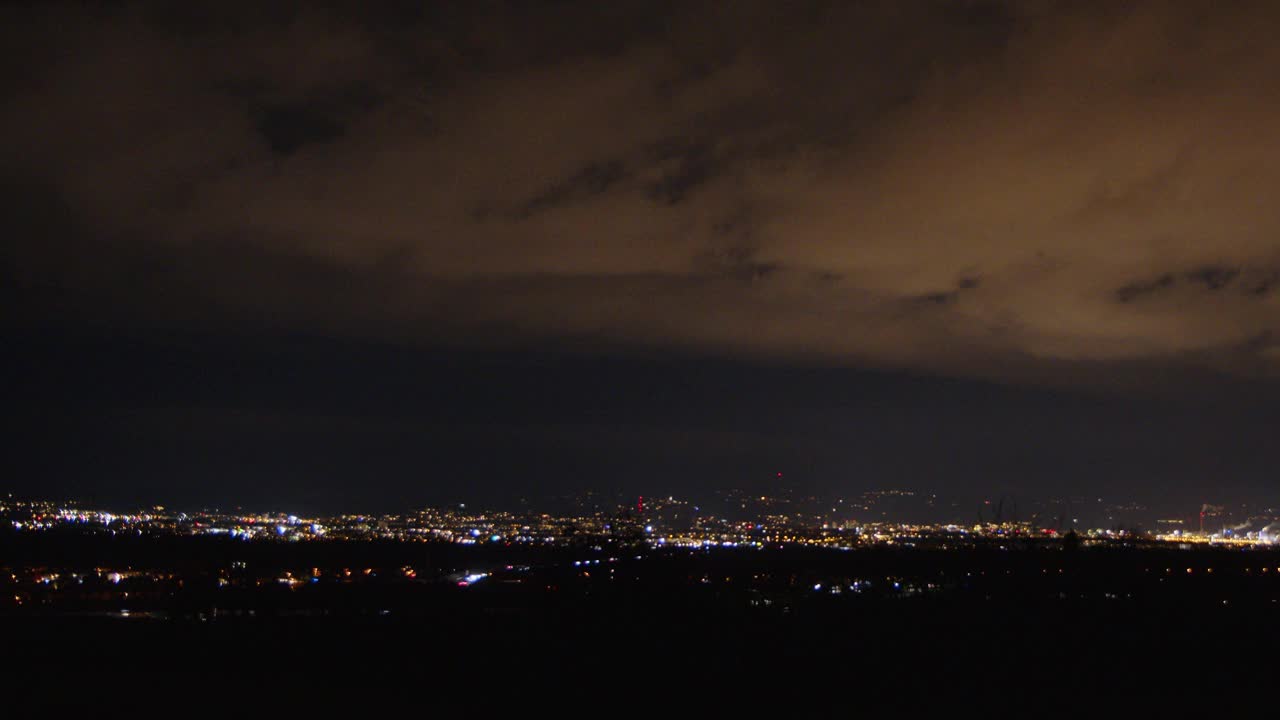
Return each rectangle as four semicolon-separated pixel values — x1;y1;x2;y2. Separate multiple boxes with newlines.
637;496;644;513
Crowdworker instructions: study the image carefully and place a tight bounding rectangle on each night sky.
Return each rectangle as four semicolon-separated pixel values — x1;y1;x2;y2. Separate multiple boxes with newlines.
4;1;1278;513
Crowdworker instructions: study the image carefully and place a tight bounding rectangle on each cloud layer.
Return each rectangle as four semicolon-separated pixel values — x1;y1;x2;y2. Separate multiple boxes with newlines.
5;0;1280;384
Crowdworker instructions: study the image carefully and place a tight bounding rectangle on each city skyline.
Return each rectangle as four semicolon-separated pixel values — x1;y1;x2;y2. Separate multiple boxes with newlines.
6;488;1277;542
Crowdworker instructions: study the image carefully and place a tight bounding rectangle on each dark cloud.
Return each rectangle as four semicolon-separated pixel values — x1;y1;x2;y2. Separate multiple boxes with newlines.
1116;274;1177;304
1244;270;1279;297
4;0;1280;386
645;139;718;205
516;159;628;218
254;103;347;155
907;275;983;307
1185;266;1240;292
1116;265;1279;303
912;291;961;307
247;83;383;155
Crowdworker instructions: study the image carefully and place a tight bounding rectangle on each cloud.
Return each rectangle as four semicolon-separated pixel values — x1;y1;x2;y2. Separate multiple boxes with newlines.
4;0;1280;384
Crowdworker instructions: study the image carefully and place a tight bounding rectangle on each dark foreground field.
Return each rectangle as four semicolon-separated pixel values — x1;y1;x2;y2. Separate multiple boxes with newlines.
4;535;1277;711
